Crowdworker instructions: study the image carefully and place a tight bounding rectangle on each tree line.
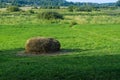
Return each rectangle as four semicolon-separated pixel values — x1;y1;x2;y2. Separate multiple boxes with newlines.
0;0;120;8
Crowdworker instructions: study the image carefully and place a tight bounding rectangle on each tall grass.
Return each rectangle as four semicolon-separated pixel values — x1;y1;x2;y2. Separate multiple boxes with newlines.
63;15;120;24
0;9;120;25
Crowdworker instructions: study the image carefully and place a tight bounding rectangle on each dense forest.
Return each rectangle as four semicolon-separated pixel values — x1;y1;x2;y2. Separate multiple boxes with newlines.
0;0;66;7
0;0;119;8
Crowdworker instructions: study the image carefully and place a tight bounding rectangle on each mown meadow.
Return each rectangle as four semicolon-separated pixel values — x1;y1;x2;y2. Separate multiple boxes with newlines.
0;8;120;80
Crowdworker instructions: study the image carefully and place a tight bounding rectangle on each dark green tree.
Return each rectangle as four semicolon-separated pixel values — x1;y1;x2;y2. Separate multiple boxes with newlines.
116;0;120;7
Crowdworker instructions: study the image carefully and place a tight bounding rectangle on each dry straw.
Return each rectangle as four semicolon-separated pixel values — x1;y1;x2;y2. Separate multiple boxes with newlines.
25;37;61;54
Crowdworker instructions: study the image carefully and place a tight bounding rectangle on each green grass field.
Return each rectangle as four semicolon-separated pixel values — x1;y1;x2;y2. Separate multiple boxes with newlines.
0;8;120;80
0;23;120;80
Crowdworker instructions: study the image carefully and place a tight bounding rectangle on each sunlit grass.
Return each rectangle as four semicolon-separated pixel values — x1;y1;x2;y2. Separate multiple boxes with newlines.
0;24;120;80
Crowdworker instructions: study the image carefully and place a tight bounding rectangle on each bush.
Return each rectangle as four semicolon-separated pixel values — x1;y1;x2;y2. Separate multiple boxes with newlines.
7;6;20;12
28;10;35;14
68;6;76;12
37;11;64;20
69;21;77;27
25;37;61;54
68;6;93;12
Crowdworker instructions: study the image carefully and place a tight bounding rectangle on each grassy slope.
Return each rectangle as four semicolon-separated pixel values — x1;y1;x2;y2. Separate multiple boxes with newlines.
0;24;120;80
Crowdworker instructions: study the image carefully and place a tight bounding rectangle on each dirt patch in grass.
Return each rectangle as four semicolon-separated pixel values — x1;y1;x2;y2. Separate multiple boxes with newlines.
16;48;86;57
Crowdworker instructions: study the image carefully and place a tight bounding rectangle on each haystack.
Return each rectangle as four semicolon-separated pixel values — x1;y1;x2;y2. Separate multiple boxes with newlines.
25;37;60;54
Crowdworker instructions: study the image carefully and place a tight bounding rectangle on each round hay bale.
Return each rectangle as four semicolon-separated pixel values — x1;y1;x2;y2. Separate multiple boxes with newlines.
25;37;61;54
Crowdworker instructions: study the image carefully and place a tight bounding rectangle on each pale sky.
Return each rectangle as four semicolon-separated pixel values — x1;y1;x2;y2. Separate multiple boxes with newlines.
66;0;118;3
